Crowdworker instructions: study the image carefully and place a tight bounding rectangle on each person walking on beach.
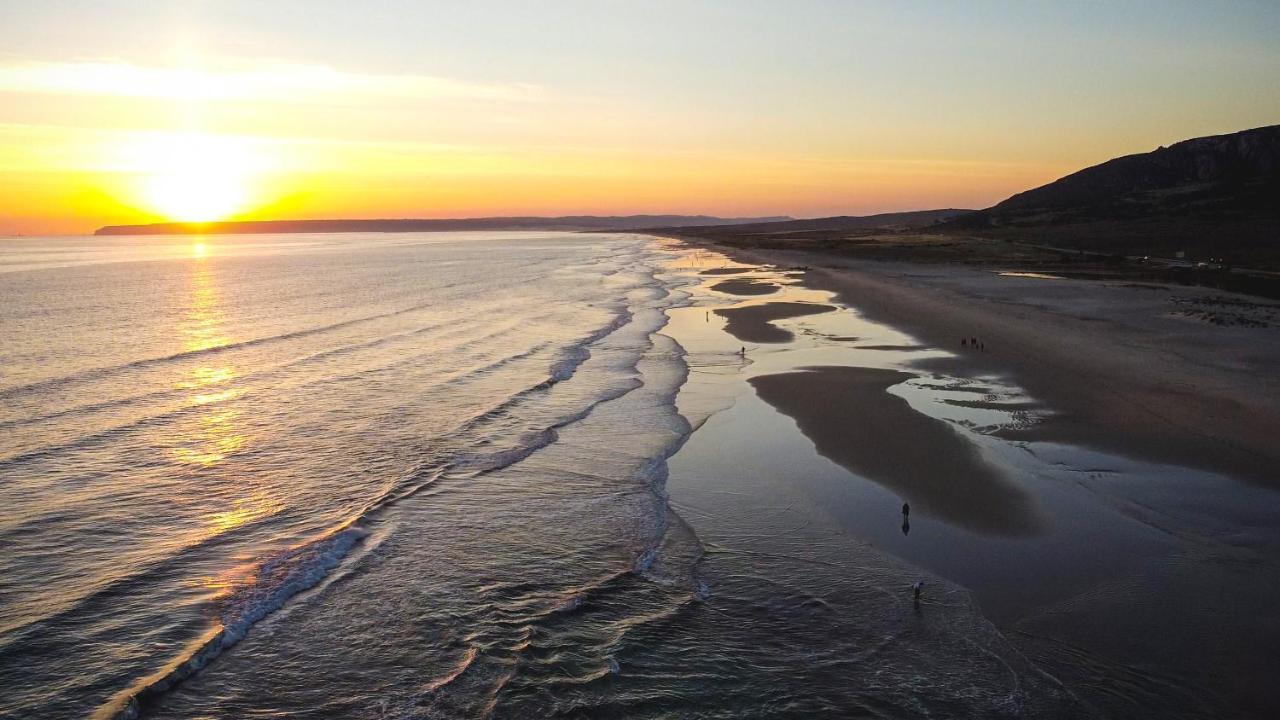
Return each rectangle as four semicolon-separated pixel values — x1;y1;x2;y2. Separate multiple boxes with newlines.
912;581;924;606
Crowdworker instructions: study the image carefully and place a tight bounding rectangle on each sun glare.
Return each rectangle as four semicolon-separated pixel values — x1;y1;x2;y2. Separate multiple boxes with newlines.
130;133;258;222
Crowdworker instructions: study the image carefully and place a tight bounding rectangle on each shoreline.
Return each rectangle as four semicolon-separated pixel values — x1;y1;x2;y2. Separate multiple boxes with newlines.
657;235;1280;717
664;234;1280;489
657;252;1101;717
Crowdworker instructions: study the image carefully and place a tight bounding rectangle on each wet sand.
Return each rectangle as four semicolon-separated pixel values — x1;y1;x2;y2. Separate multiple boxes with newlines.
714;301;834;343
941;398;1042;411
856;343;929;351
697;243;1280;488
658;237;1280;718
710;278;779;296
750;367;1043;535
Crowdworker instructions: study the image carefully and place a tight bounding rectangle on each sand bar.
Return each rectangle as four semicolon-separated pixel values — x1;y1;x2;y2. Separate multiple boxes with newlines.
714;302;834;343
750;366;1043;536
710;278;779;296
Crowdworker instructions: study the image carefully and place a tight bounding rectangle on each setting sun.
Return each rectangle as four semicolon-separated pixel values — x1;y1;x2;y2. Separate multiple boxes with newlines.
132;133;257;222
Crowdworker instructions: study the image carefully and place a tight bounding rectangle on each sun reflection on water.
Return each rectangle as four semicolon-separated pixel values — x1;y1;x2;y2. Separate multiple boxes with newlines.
180;260;231;353
172;250;250;468
198;558;262;602
166;246;287;606
207;492;284;534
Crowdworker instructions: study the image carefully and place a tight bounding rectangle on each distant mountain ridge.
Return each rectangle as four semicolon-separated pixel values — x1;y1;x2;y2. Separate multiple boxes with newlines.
94;215;792;236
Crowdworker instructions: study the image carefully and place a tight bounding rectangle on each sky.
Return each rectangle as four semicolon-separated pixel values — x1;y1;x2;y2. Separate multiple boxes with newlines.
2;0;1279;234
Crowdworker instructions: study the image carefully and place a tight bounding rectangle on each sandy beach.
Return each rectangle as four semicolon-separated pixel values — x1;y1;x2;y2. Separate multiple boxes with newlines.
695;242;1280;488
658;237;1280;718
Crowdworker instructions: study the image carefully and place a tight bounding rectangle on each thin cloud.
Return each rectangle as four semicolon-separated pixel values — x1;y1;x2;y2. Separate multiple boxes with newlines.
0;60;541;104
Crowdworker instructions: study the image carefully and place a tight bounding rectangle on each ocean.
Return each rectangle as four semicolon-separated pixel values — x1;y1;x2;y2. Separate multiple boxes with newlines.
3;231;1267;719
1;232;699;718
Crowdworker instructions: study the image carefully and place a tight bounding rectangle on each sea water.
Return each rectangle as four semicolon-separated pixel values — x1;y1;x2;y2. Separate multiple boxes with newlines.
0;232;696;718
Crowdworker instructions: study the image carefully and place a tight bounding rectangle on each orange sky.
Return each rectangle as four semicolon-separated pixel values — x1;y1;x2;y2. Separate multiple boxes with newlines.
2;2;1278;235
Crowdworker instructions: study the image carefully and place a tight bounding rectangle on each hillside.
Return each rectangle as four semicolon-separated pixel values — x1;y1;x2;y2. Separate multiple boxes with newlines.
951;124;1280;261
94;215;792;236
652;209;971;238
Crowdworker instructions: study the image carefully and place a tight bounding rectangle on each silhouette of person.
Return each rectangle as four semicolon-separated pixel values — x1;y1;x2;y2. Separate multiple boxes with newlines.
913;580;924;606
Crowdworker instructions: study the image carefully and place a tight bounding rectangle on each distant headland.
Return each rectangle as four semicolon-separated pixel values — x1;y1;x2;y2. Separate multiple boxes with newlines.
93;215;792;236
